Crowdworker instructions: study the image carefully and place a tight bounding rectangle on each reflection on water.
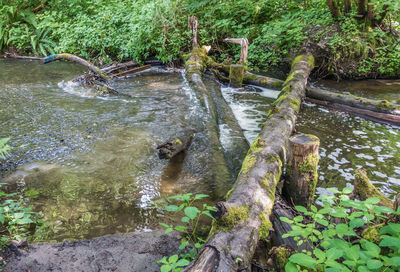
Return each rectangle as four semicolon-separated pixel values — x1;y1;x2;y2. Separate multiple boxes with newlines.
221;84;400;199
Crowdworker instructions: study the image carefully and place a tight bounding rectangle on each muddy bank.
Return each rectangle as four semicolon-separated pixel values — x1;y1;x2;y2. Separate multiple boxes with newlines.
1;230;181;272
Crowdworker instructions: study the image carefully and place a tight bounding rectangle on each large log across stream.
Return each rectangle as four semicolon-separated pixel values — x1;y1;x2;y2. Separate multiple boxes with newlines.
184;54;314;271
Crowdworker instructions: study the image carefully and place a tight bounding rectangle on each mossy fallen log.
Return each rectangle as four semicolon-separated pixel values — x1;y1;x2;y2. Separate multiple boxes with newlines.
184;16;231;198
243;72;283;89
307;86;400;114
184;54;314;272
305;97;400;126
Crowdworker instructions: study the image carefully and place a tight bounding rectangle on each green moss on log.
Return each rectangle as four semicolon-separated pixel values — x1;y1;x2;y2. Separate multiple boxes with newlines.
216;205;250;231
229;64;245;87
270;246;293;270
258;212;272;241
298;153;319;204
376;99;395;111
354;168;393;208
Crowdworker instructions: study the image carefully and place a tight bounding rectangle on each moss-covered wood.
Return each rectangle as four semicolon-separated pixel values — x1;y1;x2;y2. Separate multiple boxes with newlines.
284;134;320;208
185;54;314;272
306;86;400;125
353;168;393;208
157;134;193;159
229;64;245;87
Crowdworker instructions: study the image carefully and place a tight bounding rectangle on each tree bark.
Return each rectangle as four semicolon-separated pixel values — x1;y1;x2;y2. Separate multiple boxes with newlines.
185;55;314;272
326;0;342;19
353;168;393;208
224;38;249;64
357;0;367;17
306;86;400;116
43;53;110;81
157;134;193;159
344;0;351;14
284;134;320;208
243;72;283;89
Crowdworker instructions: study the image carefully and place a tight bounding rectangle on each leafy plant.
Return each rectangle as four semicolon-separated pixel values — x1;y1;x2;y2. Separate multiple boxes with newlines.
0;138;11;159
158;193;216;272
0;185;43;249
282;187;400;271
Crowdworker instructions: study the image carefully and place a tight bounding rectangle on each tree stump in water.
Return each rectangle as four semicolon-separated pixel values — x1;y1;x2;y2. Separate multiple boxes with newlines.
284;134;320;207
229;64;245;87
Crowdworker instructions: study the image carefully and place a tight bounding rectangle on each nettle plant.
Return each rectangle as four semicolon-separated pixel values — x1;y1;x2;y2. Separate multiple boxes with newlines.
282;187;400;272
158;193;216;272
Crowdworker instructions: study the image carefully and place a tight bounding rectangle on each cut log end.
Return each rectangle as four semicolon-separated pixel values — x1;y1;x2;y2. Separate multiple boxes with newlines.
284;133;320;207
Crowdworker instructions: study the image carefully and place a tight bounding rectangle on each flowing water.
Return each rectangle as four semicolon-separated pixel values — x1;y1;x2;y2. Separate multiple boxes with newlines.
0;60;399;242
221;83;400;199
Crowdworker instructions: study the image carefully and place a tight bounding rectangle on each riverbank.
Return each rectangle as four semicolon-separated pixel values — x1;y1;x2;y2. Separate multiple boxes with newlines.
1;230;181;272
1;0;399;79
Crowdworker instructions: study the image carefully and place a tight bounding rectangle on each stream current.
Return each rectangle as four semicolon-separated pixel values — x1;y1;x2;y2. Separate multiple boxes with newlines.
0;59;399;241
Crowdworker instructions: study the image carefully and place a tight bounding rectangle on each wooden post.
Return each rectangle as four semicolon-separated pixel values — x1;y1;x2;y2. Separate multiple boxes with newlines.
284;134;320;207
224;38;248;63
188;16;198;49
229;64;245;87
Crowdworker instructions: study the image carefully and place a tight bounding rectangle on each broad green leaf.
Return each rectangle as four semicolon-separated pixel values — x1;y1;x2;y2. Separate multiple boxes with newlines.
366;259;382;270
295;205;307;213
316;218;329;226
361;240;380;257
165;228;173;234
13;212;24;219
194;194;208;200
350;218;365;229
160;223;171;228
280;217;293;223
365;197;380;205
285;262;298;272
380;235;400;248
174;225;186;232
160;264;172;272
326;248;343;260
336;223;349;236
293;216;303;222
181;217;190;223
165;205;179;212
314;248;325;261
342;187;353;194
184;207;199;220
289;253;317;269
168;254;178;263
175;259;190;267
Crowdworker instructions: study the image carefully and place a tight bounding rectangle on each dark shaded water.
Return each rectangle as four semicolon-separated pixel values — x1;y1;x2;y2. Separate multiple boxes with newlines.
0;59;399;242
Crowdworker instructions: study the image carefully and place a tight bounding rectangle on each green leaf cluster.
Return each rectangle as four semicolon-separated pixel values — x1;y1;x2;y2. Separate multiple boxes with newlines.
282;187;400;271
158;193;215;272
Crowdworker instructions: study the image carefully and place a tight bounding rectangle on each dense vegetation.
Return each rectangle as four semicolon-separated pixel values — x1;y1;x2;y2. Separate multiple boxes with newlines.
1;0;399;78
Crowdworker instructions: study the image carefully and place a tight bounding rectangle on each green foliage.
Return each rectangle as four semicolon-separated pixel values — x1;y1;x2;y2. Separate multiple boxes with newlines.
158;193;216;272
0;138;11;159
0;185;43;249
282;187;400;271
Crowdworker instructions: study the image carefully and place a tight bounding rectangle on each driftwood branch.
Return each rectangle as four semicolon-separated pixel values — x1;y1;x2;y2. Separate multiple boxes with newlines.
4;52;44;60
185;54;314;271
43;53;110;81
224;38;248;63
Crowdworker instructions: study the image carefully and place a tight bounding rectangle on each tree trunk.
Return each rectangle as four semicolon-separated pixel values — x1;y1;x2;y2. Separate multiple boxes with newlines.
306;86;400;116
284;134;320;208
243;72;283;89
357;0;367;17
184;54;314;272
184;17;232;198
344;0;351;14
326;0;342;19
